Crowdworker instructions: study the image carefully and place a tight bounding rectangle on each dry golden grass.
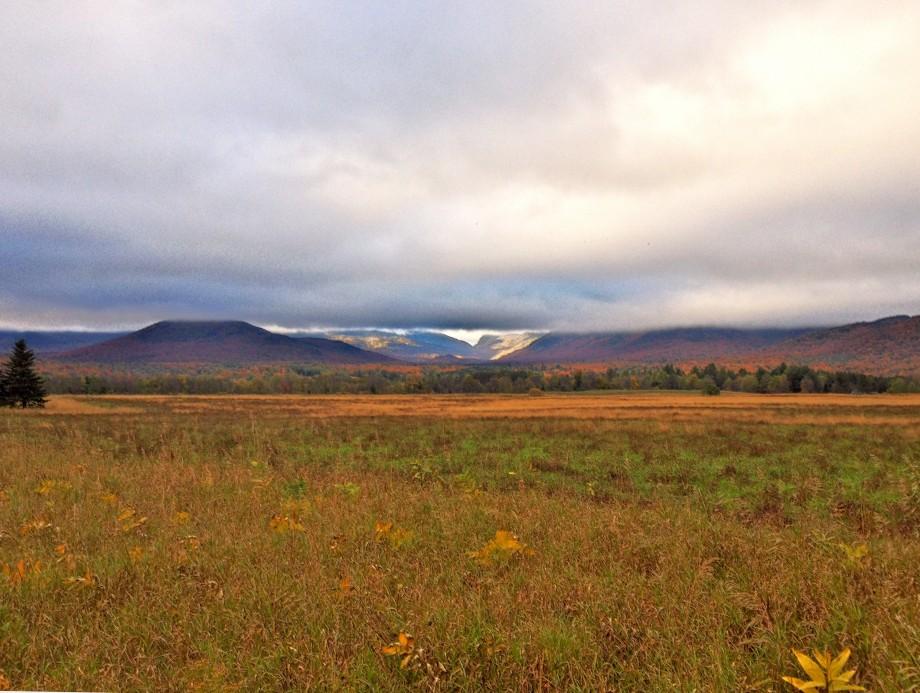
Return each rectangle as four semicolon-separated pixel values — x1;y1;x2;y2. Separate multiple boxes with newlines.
1;394;918;690
35;391;920;426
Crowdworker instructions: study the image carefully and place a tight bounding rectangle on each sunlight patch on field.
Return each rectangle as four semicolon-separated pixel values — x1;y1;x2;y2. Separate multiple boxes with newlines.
43;392;920;428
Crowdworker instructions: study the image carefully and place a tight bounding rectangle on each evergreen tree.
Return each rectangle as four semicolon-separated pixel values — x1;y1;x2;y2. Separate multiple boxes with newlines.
2;340;47;408
0;360;8;407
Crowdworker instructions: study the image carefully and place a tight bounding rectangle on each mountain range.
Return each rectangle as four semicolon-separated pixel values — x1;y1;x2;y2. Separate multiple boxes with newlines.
46;321;394;365
503;315;920;374
2;314;918;374
295;330;540;362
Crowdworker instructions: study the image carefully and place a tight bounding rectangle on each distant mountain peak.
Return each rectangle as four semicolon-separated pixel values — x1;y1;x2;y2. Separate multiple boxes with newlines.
54;320;393;365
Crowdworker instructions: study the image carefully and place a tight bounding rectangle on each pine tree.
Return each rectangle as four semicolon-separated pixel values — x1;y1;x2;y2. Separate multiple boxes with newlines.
0;360;8;407
2;340;47;408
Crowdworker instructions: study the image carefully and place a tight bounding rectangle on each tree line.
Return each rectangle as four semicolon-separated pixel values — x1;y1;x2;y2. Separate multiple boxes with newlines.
39;361;920;395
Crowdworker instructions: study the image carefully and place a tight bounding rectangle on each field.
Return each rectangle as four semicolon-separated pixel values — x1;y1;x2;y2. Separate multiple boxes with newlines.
1;393;919;691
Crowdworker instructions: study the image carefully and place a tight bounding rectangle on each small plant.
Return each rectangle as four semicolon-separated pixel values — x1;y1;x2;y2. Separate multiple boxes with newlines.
839;542;868;566
374;521;413;548
281;497;311;516
468;530;533;566
335;482;361;498
454;471;481;496
116;507;148;533
35;479;72;495
19;518;52;536
410;460;438;482
2;559;42;586
375;521;393;540
382;631;417;669
269;514;305;533
339;575;354;594
782;648;865;691
99;491;119;506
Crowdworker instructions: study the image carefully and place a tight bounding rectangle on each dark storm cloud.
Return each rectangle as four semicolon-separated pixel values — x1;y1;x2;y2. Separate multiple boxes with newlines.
1;1;919;331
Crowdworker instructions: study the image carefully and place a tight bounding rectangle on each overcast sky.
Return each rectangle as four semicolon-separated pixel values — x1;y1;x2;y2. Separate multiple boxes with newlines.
2;1;919;332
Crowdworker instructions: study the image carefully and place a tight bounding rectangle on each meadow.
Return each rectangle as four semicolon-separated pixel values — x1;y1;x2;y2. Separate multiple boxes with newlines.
1;392;918;691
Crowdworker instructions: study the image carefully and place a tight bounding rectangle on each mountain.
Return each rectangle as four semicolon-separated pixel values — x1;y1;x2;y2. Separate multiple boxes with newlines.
54;321;394;365
21;314;920;373
762;315;920;374
502;327;807;364
501;316;920;375
300;330;541;362
0;330;126;354
471;333;541;360
305;330;481;361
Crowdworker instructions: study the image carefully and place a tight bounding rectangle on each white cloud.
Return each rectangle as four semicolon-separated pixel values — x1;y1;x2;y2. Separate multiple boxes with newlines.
0;1;918;330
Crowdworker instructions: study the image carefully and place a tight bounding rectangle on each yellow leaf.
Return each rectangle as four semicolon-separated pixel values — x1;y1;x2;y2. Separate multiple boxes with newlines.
173;511;191;525
382;631;415;659
469;530;532;565
813;650;832;670
269;514;305;534
374;521;393;540
839;542;869;564
828;648;851;679
35;479;71;495
781;676;823;690
794;651;826;685
118;512;148;533
784;648;864;692
100;491;119;505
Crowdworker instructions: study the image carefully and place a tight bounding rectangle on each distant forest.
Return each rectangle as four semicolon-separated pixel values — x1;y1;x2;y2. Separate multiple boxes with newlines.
41;362;920;395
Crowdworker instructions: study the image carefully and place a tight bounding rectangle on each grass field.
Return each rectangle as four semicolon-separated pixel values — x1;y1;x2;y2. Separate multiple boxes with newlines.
1;393;919;691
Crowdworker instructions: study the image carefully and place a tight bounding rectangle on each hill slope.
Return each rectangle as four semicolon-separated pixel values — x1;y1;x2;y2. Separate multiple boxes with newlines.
501;316;920;374
503;327;807;364
55;321;394;365
763;315;920;373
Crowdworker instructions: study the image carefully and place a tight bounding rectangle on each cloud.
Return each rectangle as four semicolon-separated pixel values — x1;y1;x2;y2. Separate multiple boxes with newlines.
1;1;919;331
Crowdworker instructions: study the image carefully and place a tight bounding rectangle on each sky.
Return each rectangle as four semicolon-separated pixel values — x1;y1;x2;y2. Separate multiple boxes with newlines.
2;1;919;333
